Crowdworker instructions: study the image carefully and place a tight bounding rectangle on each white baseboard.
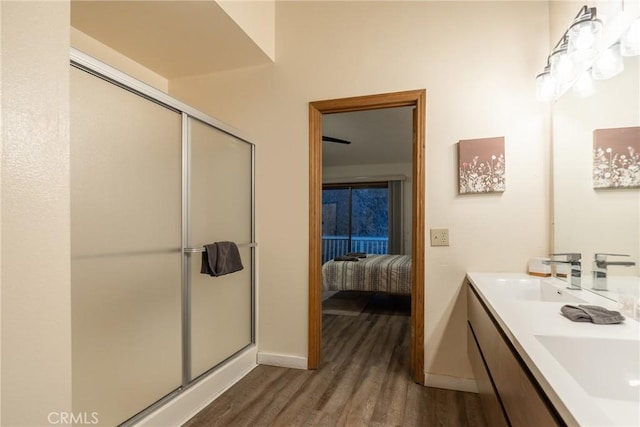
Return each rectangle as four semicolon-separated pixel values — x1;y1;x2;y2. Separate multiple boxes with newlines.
257;351;308;370
134;346;258;427
424;373;478;393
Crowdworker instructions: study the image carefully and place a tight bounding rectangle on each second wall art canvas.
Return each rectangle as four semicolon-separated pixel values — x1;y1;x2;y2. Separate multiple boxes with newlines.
458;136;506;194
593;126;640;189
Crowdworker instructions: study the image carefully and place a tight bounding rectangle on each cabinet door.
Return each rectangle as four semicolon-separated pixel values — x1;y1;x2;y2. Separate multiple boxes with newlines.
467;287;501;375
467;285;560;427
467;325;509;427
493;334;559;427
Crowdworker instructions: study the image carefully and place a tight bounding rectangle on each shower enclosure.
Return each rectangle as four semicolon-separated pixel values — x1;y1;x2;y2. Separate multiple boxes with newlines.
70;51;255;426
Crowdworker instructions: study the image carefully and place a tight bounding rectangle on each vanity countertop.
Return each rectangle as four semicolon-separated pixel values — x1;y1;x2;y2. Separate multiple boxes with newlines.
466;272;640;427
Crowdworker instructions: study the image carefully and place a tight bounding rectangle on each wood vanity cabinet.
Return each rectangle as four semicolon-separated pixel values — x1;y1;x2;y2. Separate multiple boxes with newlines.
467;283;564;427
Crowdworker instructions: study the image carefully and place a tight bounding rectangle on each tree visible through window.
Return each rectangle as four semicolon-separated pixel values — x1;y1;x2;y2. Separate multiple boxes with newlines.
322;183;389;262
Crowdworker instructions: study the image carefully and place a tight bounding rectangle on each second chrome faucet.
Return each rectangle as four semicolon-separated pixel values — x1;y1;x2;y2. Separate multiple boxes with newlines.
592;253;636;291
542;252;636;291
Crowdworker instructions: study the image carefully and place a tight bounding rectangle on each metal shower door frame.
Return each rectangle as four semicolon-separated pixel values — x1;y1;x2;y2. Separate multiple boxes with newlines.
70;48;256;426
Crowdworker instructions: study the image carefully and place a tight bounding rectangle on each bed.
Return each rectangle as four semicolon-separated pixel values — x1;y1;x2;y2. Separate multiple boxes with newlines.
322;254;412;295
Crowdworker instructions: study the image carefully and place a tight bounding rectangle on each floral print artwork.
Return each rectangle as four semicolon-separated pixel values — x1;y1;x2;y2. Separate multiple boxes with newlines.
593;127;640;189
458;137;505;194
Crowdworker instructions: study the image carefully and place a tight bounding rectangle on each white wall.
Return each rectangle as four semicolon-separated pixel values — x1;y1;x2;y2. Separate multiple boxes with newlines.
169;1;551;381
323;162;413;255
1;1;72;425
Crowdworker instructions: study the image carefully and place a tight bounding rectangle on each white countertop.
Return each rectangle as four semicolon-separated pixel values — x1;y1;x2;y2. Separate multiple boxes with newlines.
467;272;640;427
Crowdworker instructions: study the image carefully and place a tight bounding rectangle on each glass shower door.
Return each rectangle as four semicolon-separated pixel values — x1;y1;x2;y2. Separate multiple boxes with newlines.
187;117;253;380
70;66;183;426
71;62;255;426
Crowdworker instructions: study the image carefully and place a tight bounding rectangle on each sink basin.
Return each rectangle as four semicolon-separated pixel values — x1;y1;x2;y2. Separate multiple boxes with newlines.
526;282;587;303
492;279;586;303
536;335;640;402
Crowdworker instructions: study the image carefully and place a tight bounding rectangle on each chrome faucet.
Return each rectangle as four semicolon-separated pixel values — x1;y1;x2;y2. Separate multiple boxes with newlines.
543;253;582;290
592;253;636;291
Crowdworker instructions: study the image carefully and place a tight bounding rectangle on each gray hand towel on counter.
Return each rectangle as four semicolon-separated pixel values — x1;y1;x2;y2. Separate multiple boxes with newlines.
561;304;625;324
200;241;244;277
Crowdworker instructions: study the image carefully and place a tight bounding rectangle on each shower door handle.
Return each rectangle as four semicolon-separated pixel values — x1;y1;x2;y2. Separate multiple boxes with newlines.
183;243;257;254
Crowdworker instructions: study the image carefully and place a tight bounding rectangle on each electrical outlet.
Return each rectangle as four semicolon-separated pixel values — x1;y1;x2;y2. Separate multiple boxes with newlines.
430;228;449;246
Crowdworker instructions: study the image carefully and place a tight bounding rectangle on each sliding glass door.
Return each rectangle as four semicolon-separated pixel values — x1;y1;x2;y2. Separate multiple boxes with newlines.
321;188;351;261
321;183;390;262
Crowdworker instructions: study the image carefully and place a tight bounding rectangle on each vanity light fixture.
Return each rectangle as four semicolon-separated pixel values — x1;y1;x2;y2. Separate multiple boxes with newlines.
568;7;602;63
592;42;624;79
550;38;574;82
536;4;638;101
536;6;599;101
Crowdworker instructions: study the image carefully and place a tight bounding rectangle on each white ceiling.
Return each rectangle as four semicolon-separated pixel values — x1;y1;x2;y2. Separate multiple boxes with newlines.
322;106;414;167
71;0;272;79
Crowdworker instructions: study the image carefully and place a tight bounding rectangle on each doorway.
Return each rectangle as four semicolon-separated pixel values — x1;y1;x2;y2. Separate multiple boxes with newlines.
308;90;426;384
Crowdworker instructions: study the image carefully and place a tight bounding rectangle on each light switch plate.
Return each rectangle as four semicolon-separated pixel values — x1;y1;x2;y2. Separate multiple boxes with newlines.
430;228;449;246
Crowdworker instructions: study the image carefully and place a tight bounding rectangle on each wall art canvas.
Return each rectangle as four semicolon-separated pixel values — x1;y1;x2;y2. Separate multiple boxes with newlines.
458;136;505;194
593;126;640;189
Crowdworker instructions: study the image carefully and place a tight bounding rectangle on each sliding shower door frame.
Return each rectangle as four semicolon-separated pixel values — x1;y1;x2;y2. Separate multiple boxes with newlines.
71;48;256;426
181;113;191;388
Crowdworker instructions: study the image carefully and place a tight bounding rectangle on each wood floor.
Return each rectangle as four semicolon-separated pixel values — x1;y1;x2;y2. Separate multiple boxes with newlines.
185;294;486;427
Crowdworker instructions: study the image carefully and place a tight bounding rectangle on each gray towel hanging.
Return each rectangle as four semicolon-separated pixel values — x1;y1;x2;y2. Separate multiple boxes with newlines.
201;241;244;277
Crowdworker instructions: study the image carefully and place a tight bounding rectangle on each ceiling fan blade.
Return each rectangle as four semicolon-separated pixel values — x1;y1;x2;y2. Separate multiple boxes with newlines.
322;135;352;145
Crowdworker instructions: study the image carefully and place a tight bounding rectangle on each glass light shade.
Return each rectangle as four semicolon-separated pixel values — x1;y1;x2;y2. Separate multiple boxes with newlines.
536;70;556;101
621;17;640;56
568;18;602;62
592;43;624;80
572;71;595;97
550;47;574;84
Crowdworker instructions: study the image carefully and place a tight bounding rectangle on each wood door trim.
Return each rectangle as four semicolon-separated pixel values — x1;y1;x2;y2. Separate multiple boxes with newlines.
308;89;426;384
308;103;323;370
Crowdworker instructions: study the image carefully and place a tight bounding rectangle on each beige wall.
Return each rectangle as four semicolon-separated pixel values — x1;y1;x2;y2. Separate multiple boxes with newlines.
217;0;275;61
71;27;169;92
1;1;72;425
170;1;552;380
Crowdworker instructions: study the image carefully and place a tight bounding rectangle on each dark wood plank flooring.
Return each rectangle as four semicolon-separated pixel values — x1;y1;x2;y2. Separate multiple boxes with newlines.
185;294;486;427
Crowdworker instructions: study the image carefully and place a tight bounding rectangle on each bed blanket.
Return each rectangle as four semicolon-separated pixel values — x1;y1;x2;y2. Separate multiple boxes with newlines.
322;254;412;295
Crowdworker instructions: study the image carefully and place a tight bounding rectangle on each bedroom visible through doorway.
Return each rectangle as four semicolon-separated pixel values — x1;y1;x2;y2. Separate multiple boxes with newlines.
308;90;425;384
